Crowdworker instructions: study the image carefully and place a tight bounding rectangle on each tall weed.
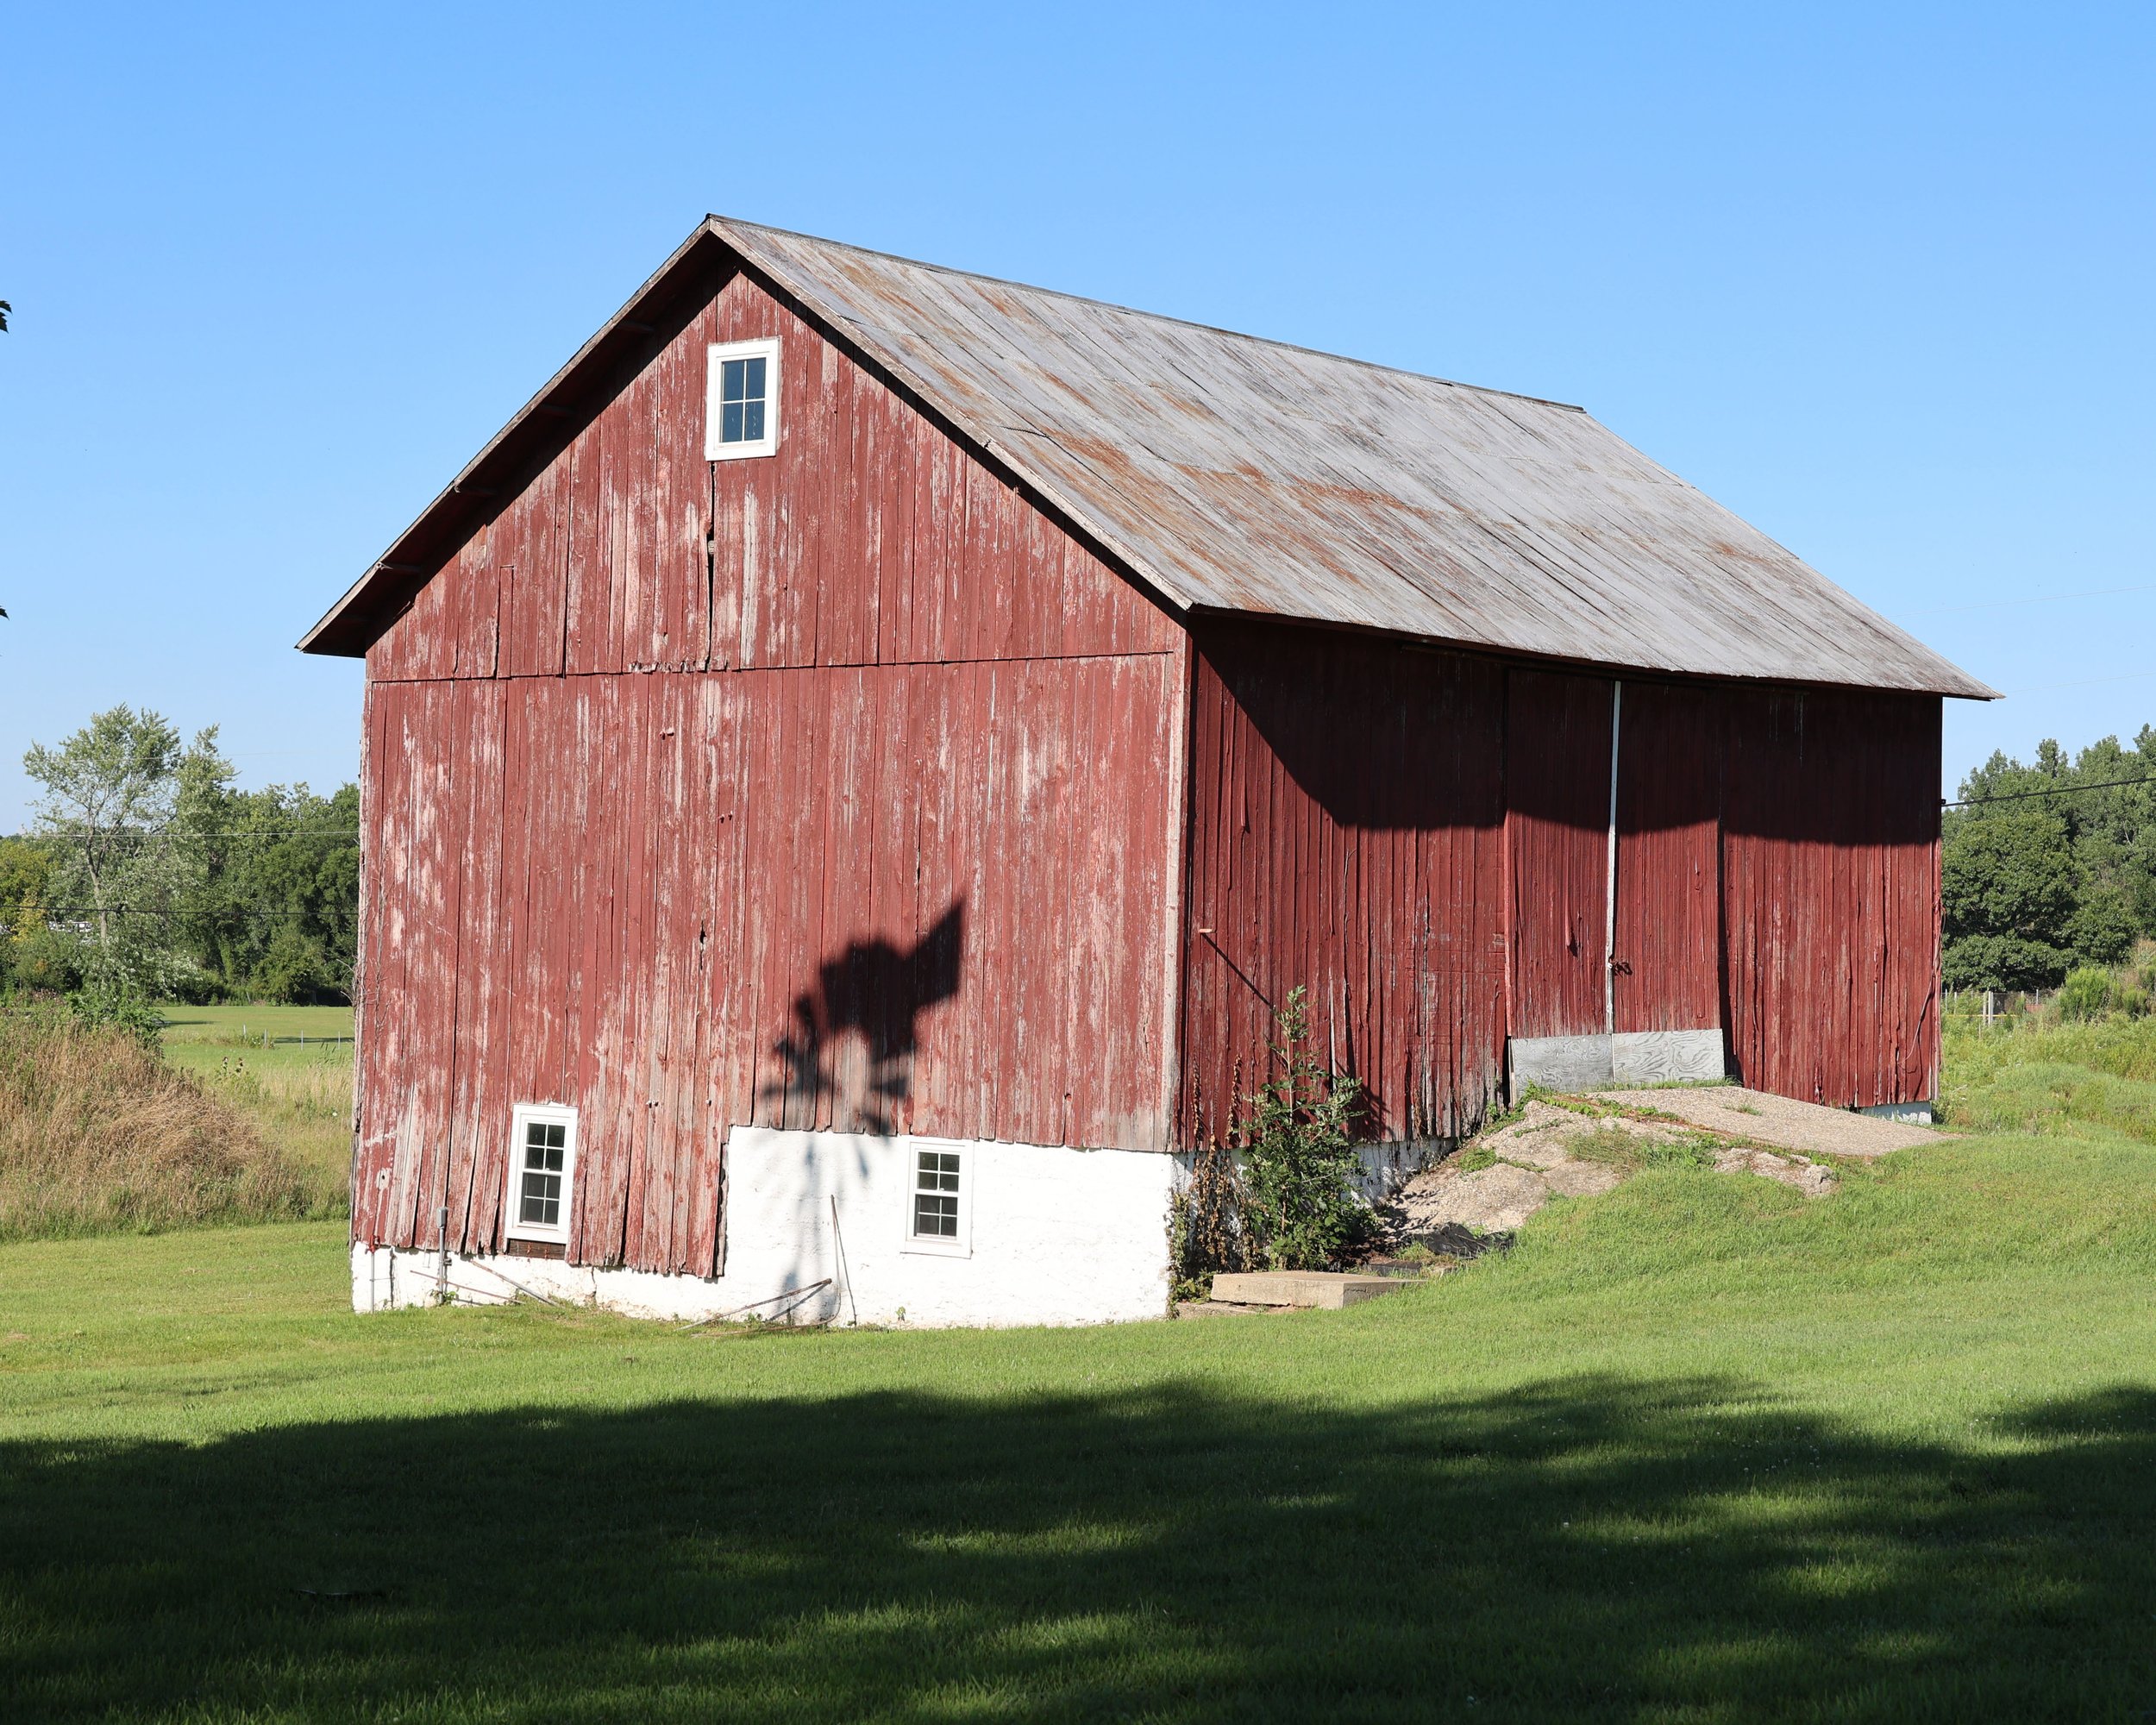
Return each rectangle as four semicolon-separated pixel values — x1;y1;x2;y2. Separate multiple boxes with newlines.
0;1009;324;1240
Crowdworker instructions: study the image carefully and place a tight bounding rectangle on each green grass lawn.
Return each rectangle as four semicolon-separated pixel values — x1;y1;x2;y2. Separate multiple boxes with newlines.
158;1003;355;1046
4;1110;2156;1721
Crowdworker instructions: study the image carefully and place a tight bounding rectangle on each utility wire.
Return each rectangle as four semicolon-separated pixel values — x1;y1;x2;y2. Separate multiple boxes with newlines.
1944;772;2156;809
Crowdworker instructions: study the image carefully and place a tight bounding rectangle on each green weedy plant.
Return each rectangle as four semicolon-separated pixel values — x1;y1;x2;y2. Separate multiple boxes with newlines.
1234;987;1370;1270
66;984;167;1051
1167;1135;1247;1302
2058;966;2115;1023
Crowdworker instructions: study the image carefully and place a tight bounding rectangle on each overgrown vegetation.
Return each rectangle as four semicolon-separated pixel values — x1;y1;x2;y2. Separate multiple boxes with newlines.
3;705;358;1007
1942;1000;2156;1144
1235;987;1369;1270
1944;730;2156;989
0;1006;328;1241
1169;987;1374;1294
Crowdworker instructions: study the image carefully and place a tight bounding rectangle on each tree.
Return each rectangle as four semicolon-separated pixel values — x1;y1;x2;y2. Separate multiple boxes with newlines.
1940;808;2077;990
23;707;186;970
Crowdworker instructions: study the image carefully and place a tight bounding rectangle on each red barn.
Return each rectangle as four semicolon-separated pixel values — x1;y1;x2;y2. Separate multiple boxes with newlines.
303;217;1990;1325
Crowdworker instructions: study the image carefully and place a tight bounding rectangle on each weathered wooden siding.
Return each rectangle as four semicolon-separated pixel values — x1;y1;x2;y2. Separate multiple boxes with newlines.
368;269;1176;685
1722;687;1941;1108
1614;681;1725;1034
1179;623;1508;1145
353;268;1182;1270
1505;669;1614;1040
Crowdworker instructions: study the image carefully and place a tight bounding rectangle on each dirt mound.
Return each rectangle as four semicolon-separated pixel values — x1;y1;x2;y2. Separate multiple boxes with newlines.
0;1011;310;1240
1384;1095;1845;1244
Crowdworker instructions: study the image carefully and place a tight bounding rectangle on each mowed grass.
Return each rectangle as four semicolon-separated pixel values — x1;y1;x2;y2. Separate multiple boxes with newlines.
5;1117;2156;1721
158;1007;353;1218
158;1003;355;1046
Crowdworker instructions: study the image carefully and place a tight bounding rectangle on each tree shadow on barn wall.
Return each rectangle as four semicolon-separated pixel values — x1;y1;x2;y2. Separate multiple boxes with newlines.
761;900;965;1133
6;1372;2154;1721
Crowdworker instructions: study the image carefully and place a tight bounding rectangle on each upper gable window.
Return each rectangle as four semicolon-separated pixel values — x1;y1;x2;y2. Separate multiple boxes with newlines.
705;337;780;461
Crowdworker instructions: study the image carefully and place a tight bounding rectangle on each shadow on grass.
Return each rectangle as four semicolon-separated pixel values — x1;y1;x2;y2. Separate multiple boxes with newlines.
5;1373;2154;1721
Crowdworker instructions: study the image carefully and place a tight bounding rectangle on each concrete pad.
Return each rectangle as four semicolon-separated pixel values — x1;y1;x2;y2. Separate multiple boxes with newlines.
1597;1086;1948;1158
1209;1271;1415;1309
1174;1299;1270;1319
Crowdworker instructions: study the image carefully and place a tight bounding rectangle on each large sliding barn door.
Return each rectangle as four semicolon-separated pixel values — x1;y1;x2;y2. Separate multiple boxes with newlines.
1506;671;1727;1092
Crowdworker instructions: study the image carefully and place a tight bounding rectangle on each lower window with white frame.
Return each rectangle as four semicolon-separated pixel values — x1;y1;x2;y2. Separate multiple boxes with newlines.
901;1138;972;1258
505;1103;578;1257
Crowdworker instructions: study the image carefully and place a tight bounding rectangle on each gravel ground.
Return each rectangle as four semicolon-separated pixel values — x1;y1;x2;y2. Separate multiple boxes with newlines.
1595;1086;1950;1158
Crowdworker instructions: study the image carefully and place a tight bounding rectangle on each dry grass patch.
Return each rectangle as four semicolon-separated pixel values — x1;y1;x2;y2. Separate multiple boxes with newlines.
0;1011;321;1241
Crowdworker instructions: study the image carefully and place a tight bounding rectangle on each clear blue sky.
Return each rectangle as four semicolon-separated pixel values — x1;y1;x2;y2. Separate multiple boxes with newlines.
3;3;2151;828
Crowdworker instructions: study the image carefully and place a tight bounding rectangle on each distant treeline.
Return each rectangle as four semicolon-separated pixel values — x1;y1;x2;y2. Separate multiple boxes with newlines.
1;706;356;1006
1945;728;2156;992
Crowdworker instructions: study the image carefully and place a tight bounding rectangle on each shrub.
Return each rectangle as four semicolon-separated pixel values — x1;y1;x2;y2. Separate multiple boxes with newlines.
66;984;168;1050
0;1007;311;1240
2056;967;2115;1024
1234;987;1371;1270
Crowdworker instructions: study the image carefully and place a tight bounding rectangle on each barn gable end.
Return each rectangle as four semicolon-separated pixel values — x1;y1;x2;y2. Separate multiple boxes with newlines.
367;267;1178;683
349;261;1188;1283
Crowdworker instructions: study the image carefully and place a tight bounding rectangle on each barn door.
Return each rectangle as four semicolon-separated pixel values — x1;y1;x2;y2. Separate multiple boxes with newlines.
1506;671;1727;1092
1506;670;1614;1087
1610;682;1726;1080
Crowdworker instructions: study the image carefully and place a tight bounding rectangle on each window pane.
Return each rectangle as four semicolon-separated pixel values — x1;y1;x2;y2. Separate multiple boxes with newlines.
743;356;766;401
743;400;764;443
521;1170;561;1227
914;1193;956;1237
722;402;743;443
722;358;747;403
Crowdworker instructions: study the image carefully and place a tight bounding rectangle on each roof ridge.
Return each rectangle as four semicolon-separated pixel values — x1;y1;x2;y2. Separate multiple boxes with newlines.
710;215;1589;415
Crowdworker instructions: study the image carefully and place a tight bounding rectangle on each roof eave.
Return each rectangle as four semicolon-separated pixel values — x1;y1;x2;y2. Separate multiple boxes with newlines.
297;220;736;657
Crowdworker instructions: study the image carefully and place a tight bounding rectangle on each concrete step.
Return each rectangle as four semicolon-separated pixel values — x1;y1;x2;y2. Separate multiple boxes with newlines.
1208;1270;1415;1310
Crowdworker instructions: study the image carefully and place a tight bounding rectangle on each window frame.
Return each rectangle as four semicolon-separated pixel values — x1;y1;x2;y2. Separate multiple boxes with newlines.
705;336;782;461
503;1102;580;1248
899;1136;973;1259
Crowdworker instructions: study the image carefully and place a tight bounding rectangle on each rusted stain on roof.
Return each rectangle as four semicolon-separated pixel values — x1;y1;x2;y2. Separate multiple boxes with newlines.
304;216;1993;699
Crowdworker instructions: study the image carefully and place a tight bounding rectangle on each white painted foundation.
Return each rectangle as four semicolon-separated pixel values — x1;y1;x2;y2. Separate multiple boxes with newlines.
353;1128;1181;1327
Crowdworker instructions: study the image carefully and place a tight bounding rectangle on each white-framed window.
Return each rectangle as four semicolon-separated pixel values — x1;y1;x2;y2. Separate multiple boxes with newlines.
899;1137;972;1258
705;337;780;461
505;1102;579;1246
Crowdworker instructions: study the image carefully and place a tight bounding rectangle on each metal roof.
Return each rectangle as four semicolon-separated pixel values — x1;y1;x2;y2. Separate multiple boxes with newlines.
304;216;1994;699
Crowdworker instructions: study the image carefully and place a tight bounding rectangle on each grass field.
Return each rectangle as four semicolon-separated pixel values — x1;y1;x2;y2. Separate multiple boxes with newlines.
5;1063;2156;1721
157;1006;353;1220
158;1003;355;1046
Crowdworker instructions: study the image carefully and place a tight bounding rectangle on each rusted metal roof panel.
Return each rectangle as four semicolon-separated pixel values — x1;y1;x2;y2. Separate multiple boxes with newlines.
715;219;1992;699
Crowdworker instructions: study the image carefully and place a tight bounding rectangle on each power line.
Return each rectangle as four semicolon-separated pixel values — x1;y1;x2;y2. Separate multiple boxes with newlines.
1945;772;2156;810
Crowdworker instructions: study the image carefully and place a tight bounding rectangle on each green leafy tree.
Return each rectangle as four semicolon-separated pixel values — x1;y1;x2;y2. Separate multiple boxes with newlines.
172;778;358;1002
1940;808;2077;990
1235;986;1370;1270
0;837;53;930
1945;727;2156;989
21;707;219;997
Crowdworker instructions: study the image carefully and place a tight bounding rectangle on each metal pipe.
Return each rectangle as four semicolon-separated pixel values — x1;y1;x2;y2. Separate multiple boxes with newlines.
1605;681;1622;1038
